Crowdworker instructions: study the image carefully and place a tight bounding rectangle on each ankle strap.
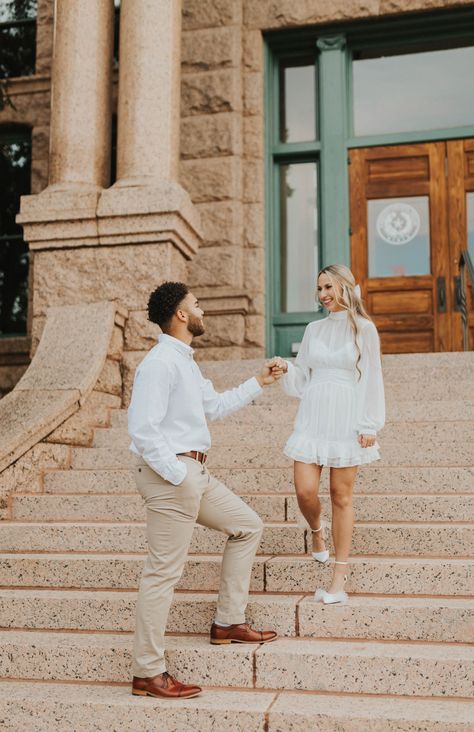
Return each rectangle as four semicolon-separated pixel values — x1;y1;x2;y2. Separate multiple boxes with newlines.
310;525;323;533
334;561;348;565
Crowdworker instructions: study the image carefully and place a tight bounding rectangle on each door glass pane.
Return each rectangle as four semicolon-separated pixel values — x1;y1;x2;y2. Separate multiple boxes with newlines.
280;162;319;312
279;59;316;143
353;46;474;136
368;197;430;278
467;193;474;261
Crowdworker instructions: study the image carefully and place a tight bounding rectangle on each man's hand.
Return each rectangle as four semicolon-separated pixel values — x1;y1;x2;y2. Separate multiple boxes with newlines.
358;434;376;448
256;357;287;387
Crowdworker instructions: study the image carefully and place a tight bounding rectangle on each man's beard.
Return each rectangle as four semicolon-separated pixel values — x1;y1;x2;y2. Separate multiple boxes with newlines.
187;314;205;337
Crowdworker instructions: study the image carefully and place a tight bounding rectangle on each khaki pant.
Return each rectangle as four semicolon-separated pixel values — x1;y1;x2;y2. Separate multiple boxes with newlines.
131;456;264;678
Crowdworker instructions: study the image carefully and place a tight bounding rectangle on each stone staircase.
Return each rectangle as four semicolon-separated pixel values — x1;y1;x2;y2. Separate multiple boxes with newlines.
0;353;473;730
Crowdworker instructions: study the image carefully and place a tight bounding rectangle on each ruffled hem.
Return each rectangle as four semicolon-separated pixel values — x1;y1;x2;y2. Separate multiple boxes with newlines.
284;432;380;467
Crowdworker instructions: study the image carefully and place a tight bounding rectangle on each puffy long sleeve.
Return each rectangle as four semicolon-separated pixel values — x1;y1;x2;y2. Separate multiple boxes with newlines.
356;321;385;436
128;359;187;485
282;324;311;398
200;374;263;421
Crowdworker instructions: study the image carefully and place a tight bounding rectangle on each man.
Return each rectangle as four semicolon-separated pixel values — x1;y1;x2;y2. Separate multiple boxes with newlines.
128;281;281;699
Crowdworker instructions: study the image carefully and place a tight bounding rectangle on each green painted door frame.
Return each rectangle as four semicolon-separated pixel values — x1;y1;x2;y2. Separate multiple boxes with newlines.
265;6;474;357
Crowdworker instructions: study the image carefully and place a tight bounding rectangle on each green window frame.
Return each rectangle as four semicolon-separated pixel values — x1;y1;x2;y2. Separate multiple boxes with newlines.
265;7;474;357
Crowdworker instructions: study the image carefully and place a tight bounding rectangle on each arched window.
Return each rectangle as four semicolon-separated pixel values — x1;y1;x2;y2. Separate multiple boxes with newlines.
0;125;31;335
0;0;37;80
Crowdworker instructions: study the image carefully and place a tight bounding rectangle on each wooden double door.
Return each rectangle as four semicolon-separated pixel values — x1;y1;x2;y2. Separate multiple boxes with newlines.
349;139;474;353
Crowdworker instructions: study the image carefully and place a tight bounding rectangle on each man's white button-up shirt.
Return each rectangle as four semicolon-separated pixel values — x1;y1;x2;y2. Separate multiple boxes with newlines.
128;334;263;485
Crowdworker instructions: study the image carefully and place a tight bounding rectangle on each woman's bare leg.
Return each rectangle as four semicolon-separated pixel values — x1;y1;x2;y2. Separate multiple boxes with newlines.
328;465;358;593
293;461;325;553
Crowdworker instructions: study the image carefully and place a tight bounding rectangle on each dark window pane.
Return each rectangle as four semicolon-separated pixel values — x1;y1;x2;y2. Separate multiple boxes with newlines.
0;128;31;335
113;0;120;64
280;162;319;312
279;59;316;143
0;1;37;79
353;45;474;136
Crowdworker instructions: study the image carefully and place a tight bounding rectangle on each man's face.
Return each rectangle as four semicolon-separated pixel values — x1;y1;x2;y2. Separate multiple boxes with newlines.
181;292;205;337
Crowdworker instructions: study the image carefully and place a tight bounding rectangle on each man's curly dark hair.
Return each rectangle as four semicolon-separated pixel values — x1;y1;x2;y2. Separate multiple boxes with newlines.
148;281;189;332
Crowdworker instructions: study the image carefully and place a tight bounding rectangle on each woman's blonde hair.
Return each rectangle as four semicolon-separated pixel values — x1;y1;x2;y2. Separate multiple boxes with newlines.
317;264;372;379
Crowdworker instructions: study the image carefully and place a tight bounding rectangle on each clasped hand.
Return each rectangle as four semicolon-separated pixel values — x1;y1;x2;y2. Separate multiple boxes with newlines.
256;356;288;386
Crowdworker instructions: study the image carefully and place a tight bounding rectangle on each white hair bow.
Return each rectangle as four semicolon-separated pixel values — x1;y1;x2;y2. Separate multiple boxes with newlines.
354;284;361;299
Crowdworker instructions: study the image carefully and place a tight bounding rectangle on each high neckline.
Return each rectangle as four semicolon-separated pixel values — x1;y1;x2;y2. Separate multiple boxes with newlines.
158;333;194;357
328;310;348;320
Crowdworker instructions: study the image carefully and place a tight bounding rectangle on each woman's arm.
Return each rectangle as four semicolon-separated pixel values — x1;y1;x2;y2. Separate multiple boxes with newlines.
356;321;385;441
280;324;312;398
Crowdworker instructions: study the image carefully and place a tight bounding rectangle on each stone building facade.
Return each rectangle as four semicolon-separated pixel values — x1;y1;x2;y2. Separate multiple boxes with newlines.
1;0;474;395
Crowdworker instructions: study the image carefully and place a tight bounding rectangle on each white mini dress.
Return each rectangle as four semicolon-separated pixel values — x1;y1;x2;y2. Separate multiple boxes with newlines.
283;311;385;467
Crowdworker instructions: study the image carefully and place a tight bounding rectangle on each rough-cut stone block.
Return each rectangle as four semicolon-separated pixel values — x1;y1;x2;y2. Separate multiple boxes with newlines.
243;247;265;294
124;310;159;351
243;0;380;29
243;159;263;203
182;0;242;30
0;682;274;732
245;315;266;347
244;116;264;159
180;157;242;202
269;693;474;732
194;201;243;247
188;246;242;288
45;391;121;446
192;313;245;348
44;468;134;494
182;27;241;72
107;325;124;361
244;72;263;116
181;70;242;116
380;0;474;15
95;358;122;397
122;351;144;407
181;113;242;159
243;30;264;72
255;638;474;696
33;243;187;314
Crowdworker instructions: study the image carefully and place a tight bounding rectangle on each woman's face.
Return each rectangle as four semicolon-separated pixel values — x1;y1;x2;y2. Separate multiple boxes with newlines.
317;272;344;312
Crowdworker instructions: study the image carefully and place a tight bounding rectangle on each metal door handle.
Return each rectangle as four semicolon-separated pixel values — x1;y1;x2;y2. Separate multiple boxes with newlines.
437;276;447;313
454;276;463;312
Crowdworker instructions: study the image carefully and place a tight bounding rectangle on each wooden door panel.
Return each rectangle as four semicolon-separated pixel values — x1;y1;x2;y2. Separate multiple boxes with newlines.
350;143;450;353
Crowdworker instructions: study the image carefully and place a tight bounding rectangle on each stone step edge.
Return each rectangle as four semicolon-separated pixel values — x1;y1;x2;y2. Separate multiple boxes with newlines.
15;491;474;498
5;521;473;528
1;680;472;728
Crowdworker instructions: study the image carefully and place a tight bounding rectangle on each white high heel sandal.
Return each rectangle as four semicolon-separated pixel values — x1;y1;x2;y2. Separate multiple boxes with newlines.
310;525;330;564
314;561;349;605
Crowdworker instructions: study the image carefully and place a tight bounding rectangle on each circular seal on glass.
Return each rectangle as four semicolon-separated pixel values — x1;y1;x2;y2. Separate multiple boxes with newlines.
376;203;421;245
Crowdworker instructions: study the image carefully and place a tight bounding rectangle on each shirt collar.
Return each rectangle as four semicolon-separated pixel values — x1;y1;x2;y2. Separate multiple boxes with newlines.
158;333;194;358
328;310;349;320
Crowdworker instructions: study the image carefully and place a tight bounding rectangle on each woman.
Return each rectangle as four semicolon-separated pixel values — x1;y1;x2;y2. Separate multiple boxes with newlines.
274;264;385;605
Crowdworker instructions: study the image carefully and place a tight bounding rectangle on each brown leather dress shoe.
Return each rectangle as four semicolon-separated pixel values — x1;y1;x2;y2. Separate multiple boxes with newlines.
132;672;202;699
210;622;278;645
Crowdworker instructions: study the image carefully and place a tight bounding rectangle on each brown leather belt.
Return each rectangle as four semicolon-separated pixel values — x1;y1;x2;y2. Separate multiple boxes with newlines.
178;450;208;464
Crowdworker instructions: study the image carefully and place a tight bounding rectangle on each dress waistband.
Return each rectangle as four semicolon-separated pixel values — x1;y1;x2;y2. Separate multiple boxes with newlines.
310;367;354;385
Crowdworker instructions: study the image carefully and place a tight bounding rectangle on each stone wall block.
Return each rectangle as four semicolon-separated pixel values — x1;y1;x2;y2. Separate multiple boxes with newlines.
245;314;266;347
181;113;242;159
181;27;241;72
95;358;122;397
194;313;246;348
108;326;124;362
181;70;242;116
243;30;264;72
244;115;264;159
124;311;160;352
36;0;54;74
243;248;265;294
182;0;242;30
243;160;263;203
122;351;144;407
243;0;380;28
45;391;121;447
244;72;263;116
380;0;474;14
0;365;29;398
187;247;243;289
244;203;264;249
180;157;242;203
195;201;244;247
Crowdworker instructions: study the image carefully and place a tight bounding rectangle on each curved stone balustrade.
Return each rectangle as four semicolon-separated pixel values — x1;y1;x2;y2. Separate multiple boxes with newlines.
0;301;124;474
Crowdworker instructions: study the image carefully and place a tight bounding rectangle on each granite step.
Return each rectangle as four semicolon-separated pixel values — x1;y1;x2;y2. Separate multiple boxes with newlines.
1;630;471;697
12;492;474;523
94;420;474;448
43;465;474;495
1;521;471;556
1;589;472;642
1;553;471;595
70;441;474;469
2;682;472;732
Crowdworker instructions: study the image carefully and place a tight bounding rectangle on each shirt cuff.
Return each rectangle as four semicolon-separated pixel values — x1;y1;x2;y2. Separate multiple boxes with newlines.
244;376;264;397
358;428;377;436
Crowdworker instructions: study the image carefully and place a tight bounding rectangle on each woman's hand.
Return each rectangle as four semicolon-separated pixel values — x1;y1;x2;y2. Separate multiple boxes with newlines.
270;357;288;375
358;434;376;448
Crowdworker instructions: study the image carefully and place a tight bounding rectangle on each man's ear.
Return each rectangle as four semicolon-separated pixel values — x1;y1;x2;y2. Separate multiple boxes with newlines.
175;307;187;324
